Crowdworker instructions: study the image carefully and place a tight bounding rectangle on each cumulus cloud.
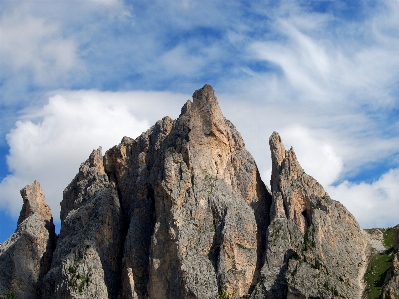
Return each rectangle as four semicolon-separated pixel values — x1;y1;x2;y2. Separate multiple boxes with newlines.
279;125;343;187
328;168;399;228
0;90;188;222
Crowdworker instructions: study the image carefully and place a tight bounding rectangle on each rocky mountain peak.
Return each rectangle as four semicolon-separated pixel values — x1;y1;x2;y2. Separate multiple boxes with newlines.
18;180;52;225
0;85;378;299
269;131;304;194
183;84;229;149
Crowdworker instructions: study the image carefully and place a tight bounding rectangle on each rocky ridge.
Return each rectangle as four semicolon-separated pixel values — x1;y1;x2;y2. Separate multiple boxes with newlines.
0;85;393;299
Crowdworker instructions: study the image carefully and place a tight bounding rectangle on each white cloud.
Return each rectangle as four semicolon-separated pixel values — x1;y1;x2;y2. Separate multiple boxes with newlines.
0;8;81;86
0;0;398;232
0;90;188;222
247;2;399;106
328;168;399;228
279;125;343;187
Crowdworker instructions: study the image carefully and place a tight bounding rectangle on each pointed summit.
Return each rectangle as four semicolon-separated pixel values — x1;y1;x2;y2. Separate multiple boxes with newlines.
192;84;218;106
269;131;323;230
1;182;55;299
18;180;52;225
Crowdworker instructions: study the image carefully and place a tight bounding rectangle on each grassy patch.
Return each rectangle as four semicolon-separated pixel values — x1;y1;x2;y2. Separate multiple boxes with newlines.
364;227;396;299
364;253;392;299
383;228;396;250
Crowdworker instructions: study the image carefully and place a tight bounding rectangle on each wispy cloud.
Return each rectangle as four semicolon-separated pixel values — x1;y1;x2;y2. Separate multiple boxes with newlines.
0;0;398;230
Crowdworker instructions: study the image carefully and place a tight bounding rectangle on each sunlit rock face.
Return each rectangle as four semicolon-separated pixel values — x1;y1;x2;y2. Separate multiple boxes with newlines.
104;84;272;299
0;85;373;299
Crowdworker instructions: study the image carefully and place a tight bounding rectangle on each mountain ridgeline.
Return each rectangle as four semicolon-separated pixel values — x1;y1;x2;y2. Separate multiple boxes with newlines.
1;85;398;299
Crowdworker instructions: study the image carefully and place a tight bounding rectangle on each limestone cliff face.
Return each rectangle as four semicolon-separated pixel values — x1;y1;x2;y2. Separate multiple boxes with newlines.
0;85;375;299
103;84;271;298
250;132;369;299
0;181;56;299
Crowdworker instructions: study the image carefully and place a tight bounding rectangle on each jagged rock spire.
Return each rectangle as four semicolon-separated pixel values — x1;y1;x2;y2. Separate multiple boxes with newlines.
18;180;52;225
251;132;369;299
1;181;55;299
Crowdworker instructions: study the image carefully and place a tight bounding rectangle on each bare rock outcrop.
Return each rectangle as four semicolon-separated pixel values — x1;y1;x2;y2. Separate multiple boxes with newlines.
0;181;56;299
0;85;374;299
250;132;369;299
103;84;271;298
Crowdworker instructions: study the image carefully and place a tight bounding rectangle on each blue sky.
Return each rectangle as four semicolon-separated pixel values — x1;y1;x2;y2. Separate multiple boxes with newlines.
1;0;399;243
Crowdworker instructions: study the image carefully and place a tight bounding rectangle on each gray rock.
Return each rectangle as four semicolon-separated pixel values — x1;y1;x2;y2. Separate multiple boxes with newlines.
103;84;272;298
41;148;123;299
0;181;56;299
250;132;369;299
0;85;375;299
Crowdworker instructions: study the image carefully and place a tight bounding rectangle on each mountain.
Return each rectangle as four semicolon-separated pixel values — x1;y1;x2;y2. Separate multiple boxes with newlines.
0;85;397;299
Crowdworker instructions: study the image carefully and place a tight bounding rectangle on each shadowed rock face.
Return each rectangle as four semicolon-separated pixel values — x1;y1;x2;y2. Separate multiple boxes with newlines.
0;85;375;299
0;181;56;299
41;148;124;299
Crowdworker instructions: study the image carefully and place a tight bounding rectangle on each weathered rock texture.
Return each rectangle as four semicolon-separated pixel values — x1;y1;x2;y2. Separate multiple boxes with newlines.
0;85;375;299
250;132;369;299
103;84;271;298
0;181;55;299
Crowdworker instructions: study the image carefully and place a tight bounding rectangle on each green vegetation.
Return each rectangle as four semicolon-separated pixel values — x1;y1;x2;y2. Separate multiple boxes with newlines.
235;243;252;251
364;253;392;299
383;227;396;250
204;173;218;195
4;289;15;299
364;227;396;299
67;255;93;293
323;281;339;297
